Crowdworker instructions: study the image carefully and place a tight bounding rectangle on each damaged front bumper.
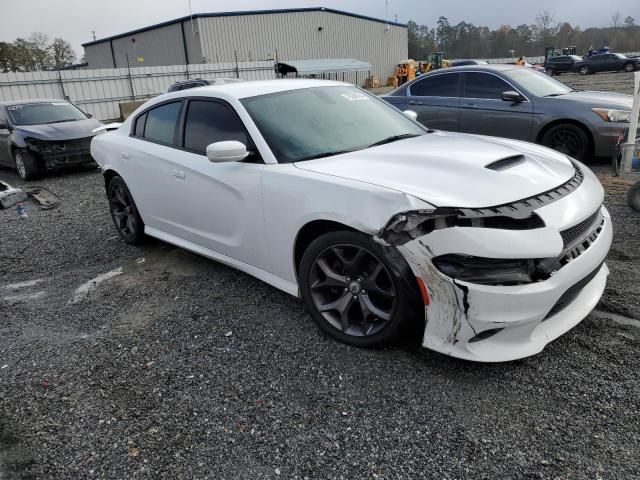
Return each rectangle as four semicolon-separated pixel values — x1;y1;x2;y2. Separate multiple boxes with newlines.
388;166;612;362
25;137;96;171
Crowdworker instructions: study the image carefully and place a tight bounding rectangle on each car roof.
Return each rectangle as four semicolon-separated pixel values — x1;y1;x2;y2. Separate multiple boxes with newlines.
431;64;519;73
171;78;208;85
163;78;352;100
0;98;69;107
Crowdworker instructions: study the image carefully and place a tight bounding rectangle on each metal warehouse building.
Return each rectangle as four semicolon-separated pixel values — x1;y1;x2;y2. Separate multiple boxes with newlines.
82;7;407;82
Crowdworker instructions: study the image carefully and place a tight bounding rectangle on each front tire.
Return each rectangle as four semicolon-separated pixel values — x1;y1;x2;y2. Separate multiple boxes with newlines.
623;62;635;73
299;230;421;347
13;150;39;180
579;65;590;75
545;68;555;76
541;123;590;161
107;176;145;244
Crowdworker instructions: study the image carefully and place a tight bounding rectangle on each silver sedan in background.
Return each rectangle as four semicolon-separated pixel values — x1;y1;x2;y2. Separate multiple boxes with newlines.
384;65;635;160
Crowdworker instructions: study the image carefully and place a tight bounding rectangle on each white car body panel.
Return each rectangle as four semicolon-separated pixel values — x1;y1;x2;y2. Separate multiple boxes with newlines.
91;79;612;362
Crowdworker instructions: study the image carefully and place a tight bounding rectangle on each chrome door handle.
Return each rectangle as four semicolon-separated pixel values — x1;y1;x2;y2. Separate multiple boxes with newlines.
408;100;421;105
121;152;130;159
173;169;185;179
463;103;478;109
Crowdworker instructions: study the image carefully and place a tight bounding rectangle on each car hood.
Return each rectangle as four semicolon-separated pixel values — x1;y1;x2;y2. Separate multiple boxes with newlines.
293;132;576;208
13;118;103;141
554;90;633;110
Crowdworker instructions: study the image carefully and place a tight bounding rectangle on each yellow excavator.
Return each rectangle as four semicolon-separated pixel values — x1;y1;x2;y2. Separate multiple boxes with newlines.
392;53;451;87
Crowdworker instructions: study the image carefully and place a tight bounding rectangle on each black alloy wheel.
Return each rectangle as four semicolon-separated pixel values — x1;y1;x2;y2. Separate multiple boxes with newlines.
300;231;422;347
579;65;590;75
107;176;145;244
542;124;589;160
623;62;635;73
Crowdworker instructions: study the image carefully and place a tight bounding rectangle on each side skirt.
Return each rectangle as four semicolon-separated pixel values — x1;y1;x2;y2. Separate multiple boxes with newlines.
144;226;300;298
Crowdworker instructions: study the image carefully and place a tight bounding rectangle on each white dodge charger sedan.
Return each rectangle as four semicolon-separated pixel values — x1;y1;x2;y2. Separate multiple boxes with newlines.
91;79;612;362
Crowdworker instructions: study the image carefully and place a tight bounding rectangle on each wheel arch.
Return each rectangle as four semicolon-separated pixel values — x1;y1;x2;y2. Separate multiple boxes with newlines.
103;168;122;191
536;119;594;155
293;219;360;279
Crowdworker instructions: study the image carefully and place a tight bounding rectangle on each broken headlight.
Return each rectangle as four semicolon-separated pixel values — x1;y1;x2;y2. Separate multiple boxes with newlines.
432;254;539;286
380;208;545;245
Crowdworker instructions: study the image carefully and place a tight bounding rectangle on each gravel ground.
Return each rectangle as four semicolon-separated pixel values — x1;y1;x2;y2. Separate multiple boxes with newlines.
556;71;638;95
1;72;640;479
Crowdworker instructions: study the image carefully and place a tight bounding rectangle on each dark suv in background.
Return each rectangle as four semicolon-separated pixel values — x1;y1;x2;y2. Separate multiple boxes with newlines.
544;55;582;75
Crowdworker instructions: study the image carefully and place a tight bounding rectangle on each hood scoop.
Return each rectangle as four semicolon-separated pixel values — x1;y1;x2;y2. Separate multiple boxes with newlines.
485;155;526;171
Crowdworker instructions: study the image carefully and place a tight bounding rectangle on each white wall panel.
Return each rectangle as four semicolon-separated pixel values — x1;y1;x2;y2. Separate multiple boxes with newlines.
0;62;277;121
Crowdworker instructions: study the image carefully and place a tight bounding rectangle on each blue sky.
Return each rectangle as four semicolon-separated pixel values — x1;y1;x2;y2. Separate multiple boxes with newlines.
1;0;638;57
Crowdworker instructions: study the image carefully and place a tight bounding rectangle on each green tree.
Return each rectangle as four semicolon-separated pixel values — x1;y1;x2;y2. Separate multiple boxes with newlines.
0;42;15;72
436;16;451;53
50;38;76;69
28;32;52;70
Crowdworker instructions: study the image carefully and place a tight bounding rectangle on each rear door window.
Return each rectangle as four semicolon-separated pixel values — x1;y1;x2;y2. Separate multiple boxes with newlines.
409;73;461;97
133;112;147;137
143;102;182;145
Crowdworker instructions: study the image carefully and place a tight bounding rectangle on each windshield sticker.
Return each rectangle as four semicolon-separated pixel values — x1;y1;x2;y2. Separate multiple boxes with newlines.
341;92;369;102
7;106;22;110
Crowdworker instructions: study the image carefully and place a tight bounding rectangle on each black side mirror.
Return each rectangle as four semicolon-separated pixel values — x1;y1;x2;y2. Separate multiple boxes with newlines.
502;91;524;103
85;112;93;118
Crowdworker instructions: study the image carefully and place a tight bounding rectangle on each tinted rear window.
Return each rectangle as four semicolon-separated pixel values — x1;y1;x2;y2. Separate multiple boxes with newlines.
410;73;460;97
143;102;182;145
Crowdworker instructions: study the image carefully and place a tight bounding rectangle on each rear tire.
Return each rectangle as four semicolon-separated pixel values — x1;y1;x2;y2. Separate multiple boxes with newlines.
629;182;640;212
107;176;145;245
13;150;40;180
541;123;590;161
299;230;422;348
579;65;590;75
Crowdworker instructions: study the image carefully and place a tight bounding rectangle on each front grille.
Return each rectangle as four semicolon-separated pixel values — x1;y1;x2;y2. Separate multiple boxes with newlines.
34;137;93;156
560;209;602;251
60;137;93;150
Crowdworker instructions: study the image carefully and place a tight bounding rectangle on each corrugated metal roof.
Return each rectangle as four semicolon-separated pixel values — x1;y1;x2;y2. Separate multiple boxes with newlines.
277;58;371;74
82;7;407;47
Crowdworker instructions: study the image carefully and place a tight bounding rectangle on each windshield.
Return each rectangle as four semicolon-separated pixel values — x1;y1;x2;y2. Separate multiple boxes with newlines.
241;86;425;163
7;102;87;126
504;68;572;97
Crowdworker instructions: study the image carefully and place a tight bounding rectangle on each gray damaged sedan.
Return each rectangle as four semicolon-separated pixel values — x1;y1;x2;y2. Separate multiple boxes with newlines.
384;65;635;160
